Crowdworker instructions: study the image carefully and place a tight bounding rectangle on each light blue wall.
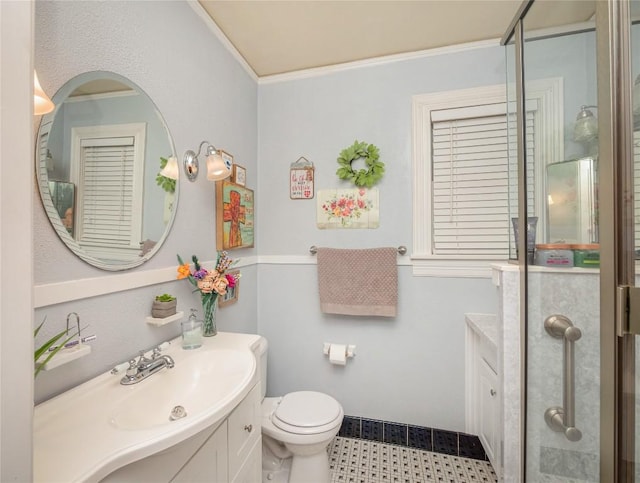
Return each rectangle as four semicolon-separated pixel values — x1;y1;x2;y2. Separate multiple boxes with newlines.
34;1;593;434
524;30;597;161
33;1;258;403
257;47;505;430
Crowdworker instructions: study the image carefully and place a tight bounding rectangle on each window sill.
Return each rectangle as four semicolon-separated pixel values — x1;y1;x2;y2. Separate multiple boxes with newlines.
411;257;505;278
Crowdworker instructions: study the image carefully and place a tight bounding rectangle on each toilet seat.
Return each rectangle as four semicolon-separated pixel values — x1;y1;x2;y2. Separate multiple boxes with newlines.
272;391;342;435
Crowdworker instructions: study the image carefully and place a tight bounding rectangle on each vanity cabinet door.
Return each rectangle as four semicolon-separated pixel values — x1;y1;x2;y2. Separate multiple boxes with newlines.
228;383;261;479
231;437;262;483
478;358;498;464
172;421;228;482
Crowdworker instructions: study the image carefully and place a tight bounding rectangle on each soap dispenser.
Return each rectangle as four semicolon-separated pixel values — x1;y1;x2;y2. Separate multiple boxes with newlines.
181;309;203;350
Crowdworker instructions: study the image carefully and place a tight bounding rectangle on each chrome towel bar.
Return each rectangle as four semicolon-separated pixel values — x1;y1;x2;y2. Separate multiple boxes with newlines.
309;245;407;255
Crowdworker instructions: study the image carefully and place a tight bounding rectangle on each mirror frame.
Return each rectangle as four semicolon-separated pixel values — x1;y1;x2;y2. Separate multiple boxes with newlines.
35;71;178;271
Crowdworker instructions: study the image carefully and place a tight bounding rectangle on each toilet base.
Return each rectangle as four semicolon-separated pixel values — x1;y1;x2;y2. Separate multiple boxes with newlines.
262;434;332;483
262;436;292;483
289;451;330;483
262;458;291;483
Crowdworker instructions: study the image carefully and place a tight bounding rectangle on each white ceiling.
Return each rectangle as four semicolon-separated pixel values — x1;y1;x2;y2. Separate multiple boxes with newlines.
197;1;596;78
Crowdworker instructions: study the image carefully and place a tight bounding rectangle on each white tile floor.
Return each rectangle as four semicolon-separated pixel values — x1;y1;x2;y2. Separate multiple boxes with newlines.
329;436;498;483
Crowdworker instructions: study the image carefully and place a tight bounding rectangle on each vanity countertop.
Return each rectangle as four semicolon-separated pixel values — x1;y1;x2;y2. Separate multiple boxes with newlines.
33;331;261;483
465;313;498;352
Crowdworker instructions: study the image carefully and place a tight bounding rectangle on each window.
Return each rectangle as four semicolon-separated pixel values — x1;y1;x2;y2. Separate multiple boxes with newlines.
412;80;562;277
70;123;146;261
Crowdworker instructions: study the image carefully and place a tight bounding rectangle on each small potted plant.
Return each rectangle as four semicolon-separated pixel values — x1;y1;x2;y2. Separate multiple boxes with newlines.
152;293;177;318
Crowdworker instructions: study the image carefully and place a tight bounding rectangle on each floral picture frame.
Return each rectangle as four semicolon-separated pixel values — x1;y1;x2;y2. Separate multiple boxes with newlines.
232;164;246;186
316;188;379;229
219;270;240;307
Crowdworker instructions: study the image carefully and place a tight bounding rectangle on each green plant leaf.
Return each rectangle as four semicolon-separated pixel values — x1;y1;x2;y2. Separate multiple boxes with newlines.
34;317;84;378
334;140;384;188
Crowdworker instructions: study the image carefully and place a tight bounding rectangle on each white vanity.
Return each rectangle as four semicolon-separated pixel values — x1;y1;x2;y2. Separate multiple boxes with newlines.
465;313;500;476
34;332;262;483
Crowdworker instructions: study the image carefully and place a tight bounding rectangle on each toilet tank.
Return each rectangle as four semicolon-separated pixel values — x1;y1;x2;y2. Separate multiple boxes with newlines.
255;336;268;400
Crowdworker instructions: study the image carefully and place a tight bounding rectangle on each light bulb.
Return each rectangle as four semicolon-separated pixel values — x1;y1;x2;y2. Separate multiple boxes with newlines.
34;71;55;115
159;156;179;180
206;151;231;181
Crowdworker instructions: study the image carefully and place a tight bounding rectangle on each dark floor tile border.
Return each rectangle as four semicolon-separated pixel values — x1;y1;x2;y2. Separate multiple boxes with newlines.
339;415;488;462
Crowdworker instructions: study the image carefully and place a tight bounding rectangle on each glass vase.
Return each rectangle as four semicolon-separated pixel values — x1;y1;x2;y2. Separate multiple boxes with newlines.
201;294;218;337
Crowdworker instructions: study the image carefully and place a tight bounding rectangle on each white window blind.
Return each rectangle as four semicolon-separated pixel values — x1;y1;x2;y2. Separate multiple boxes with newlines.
431;107;536;258
78;136;139;250
412;81;562;277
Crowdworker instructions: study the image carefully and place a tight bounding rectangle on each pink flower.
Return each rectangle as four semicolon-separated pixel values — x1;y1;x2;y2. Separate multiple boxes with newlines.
226;273;237;288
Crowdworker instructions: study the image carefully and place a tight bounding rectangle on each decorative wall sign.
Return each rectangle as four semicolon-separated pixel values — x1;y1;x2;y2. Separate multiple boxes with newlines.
232;164;246;186
219;150;234;170
216;181;254;250
316;188;379;229
290;157;314;199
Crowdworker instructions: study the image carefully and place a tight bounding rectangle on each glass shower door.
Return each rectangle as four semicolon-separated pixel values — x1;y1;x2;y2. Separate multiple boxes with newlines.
506;0;640;480
521;6;601;480
504;1;606;480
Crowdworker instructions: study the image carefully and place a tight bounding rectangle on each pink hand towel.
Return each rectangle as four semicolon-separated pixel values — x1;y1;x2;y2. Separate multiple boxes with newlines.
317;247;398;317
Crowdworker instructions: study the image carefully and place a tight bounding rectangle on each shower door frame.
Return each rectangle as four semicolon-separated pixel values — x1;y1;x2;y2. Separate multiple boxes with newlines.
596;1;634;480
502;0;635;480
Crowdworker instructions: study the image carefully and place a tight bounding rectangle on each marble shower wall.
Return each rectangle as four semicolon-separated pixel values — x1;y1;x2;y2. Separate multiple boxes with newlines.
498;267;600;482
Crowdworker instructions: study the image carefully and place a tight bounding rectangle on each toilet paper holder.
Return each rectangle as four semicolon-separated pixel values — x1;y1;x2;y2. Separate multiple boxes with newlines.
323;343;356;359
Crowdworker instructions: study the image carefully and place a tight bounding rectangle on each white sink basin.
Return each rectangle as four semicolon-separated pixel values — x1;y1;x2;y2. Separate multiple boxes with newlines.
34;332;260;483
109;349;252;431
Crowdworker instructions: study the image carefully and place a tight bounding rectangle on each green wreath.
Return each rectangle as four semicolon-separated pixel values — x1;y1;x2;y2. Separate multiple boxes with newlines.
336;140;385;188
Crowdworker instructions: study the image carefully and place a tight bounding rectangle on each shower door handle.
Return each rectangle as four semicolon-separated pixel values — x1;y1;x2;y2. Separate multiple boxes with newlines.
543;314;582;442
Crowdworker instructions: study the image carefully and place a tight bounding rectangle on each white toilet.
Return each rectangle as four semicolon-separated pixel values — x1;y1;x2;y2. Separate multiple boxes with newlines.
256;337;344;483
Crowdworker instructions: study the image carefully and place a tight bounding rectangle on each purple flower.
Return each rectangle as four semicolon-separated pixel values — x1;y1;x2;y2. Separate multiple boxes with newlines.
193;268;209;280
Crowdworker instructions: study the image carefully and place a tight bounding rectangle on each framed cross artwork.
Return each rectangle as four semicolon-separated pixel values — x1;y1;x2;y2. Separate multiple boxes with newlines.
216;181;254;250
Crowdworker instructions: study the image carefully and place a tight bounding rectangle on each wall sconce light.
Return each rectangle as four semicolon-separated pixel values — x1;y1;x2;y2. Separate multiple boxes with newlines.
573;105;598;143
34;71;55;116
159;156;179;180
183;141;231;182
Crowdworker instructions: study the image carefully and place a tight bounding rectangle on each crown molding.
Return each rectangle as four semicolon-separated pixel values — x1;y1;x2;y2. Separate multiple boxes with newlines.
258;38;501;85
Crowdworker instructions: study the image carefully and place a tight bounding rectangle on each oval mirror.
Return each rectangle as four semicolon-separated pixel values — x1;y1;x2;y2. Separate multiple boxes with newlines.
36;71;178;270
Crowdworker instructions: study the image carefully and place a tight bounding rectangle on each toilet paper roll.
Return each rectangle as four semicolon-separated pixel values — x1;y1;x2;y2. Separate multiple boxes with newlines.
329;344;347;365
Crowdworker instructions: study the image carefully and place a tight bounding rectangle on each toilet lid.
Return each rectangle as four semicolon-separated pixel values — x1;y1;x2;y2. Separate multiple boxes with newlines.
273;391;341;431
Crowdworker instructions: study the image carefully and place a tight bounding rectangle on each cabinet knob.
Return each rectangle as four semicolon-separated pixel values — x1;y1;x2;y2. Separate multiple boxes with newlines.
244;424;253;432
490;389;496;397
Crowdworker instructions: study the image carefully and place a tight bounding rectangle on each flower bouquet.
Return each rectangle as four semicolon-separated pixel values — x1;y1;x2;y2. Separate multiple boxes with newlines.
177;251;240;336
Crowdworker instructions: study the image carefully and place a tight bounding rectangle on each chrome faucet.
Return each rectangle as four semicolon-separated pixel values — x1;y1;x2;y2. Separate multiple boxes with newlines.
119;347;175;385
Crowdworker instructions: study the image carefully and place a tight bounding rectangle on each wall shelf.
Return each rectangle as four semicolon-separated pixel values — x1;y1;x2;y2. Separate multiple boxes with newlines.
146;311;184;327
37;343;92;372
